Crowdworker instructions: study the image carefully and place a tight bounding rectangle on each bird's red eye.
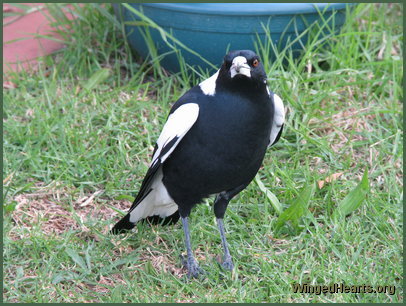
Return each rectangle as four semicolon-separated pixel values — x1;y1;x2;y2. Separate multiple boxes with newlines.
252;59;259;67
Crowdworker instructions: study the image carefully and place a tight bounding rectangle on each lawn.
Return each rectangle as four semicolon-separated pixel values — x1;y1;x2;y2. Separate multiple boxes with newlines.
3;3;403;303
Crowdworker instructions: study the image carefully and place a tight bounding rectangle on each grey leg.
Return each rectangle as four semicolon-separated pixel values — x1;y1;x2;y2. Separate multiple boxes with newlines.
213;183;248;271
216;218;234;270
180;216;204;278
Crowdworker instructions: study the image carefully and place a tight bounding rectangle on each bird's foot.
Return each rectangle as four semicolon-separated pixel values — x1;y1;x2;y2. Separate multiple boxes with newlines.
219;255;234;271
180;255;205;279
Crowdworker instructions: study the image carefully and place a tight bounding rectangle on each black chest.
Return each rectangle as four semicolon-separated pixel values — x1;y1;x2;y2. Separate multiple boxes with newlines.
163;89;273;198
194;91;272;160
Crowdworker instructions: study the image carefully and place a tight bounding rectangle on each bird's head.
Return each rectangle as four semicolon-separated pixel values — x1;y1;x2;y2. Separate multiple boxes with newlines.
218;50;267;88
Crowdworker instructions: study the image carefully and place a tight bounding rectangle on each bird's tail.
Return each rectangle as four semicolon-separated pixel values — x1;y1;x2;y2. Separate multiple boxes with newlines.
111;209;180;235
111;213;134;234
110;184;180;235
111;166;180;234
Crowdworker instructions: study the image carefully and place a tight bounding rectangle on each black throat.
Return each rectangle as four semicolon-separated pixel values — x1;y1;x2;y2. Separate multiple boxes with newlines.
216;67;268;99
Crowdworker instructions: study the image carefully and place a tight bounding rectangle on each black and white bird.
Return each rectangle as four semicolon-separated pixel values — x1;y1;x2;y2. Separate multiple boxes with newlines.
111;50;285;278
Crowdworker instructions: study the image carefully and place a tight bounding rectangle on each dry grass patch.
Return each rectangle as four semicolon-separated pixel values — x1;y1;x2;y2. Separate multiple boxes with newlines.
310;106;376;154
10;186;132;239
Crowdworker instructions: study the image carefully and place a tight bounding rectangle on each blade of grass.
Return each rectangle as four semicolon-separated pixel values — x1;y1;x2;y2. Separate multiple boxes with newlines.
255;175;283;215
65;248;89;273
275;182;315;230
115;194;135;202
82;68;111;93
333;169;369;219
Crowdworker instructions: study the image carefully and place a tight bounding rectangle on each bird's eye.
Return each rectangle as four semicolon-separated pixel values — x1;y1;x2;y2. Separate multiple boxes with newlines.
252;59;259;67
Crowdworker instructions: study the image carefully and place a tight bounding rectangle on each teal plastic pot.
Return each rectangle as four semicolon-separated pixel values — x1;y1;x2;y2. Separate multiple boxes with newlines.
114;3;355;72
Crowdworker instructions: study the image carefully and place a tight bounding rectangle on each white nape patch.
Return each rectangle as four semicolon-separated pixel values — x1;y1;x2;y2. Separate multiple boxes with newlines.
230;56;251;78
269;93;285;146
151;103;199;166
199;70;219;96
129;168;177;223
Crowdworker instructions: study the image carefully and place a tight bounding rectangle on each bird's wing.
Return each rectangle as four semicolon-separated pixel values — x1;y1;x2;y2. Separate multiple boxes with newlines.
128;103;199;213
150;103;199;166
269;93;285;147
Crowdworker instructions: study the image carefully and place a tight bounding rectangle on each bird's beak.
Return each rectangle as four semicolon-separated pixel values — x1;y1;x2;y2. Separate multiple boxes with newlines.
230;56;251;78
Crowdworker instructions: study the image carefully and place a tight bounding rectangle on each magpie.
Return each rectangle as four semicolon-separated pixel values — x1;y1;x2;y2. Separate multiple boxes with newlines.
111;50;285;278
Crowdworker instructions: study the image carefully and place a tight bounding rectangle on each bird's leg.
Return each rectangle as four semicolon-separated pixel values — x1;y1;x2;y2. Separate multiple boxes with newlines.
213;184;248;271
180;216;204;278
216;217;234;270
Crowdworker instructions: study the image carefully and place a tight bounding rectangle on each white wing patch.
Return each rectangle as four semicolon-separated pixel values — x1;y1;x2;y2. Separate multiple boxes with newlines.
269;93;285;146
129;168;178;223
199;70;219;96
151;103;199;166
128;103;199;223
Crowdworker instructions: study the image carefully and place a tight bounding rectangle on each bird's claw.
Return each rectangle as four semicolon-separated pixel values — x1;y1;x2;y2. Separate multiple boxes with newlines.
180;255;205;279
219;255;234;271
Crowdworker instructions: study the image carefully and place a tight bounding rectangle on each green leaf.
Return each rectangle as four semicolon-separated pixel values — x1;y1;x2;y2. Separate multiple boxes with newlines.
115;194;135;202
255;175;283;215
51;271;78;284
333;169;369;219
82;68;111;92
275;183;315;230
65;248;88;272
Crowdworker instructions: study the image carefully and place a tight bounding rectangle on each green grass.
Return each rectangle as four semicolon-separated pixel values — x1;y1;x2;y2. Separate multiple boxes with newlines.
3;3;403;303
